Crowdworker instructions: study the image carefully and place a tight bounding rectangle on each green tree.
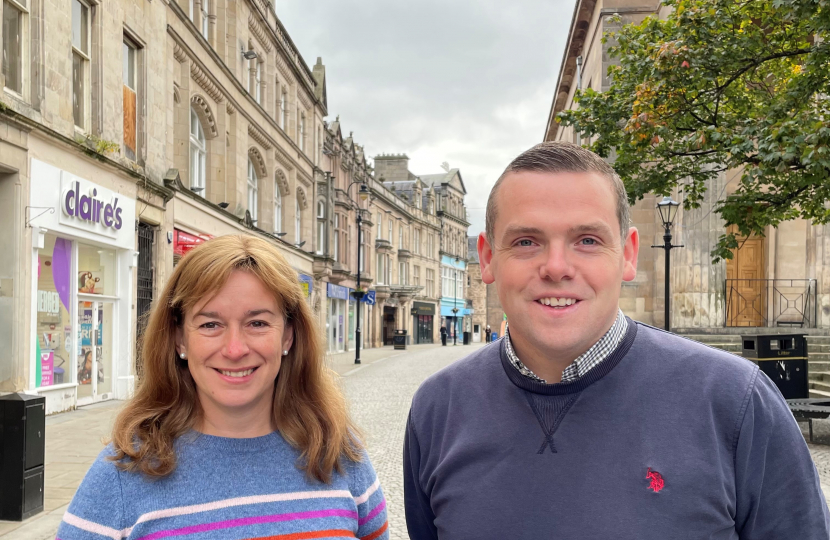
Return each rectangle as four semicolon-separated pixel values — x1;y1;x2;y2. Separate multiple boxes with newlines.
557;0;830;261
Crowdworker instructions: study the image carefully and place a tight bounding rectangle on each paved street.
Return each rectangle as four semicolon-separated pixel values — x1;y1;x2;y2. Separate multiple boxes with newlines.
4;341;830;539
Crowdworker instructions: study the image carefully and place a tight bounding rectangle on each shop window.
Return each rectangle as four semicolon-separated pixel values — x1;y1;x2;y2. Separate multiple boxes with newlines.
36;235;73;388
189;106;206;190
78;243;117;296
72;0;90;130
3;0;26;96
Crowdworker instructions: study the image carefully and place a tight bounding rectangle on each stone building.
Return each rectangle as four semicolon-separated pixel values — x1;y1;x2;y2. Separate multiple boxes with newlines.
373;154;443;346
0;0;331;413
467;236;506;343
544;0;830;333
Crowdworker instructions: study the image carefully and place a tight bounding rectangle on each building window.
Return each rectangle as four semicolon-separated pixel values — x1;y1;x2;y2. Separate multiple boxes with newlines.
295;199;301;243
414;228;420;255
427;233;434;258
247;158;258;222
254;61;262;103
201;0;209;39
299;112;306;151
399;262;407;285
72;0;90;130
456;269;464;299
388;218;392;242
317;126;322;165
398;224;403;249
333;213;340;261
3;0;26;95
426;268;434;298
274;183;283;233
315;200;324;255
122;39;138;160
413;265;420;286
189;107;206;190
359;228;365;272
429;199;434;214
376;254;384;285
376;212;382;239
280;87;288;129
385;254;391;284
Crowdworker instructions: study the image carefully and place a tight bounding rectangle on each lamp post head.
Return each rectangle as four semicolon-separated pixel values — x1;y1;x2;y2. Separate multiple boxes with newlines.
656;196;680;229
359;183;370;201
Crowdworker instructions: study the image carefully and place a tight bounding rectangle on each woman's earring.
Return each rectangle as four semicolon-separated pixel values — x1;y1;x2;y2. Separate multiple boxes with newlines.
282;350;288;356
179;352;186;359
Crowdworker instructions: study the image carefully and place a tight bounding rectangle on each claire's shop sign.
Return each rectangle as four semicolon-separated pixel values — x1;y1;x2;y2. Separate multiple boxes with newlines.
62;181;124;230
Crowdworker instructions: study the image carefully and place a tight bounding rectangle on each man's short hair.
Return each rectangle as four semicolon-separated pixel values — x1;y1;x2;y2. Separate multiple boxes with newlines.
485;142;631;246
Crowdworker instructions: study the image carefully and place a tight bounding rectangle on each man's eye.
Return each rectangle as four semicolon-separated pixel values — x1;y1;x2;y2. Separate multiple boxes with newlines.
517;239;534;247
581;238;597;245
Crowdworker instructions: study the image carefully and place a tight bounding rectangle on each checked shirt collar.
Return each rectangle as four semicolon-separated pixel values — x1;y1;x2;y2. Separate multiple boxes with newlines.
504;309;628;384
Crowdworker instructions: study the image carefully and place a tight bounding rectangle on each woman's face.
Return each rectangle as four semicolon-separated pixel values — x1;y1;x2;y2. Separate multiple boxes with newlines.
176;270;293;427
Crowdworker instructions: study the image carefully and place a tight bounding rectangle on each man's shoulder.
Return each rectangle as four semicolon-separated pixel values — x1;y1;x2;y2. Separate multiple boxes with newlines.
631;322;759;391
411;341;504;409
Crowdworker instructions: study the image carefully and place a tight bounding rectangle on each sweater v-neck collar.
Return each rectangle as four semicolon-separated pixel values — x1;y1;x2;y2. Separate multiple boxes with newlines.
499;318;638;396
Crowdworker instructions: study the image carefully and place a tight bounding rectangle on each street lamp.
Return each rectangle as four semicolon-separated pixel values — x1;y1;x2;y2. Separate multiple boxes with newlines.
346;180;370;364
652;196;684;331
452;256;460;345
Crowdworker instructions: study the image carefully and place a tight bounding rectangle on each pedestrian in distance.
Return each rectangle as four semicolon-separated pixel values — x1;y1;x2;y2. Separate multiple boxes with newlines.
403;142;830;539
485;325;491;343
58;235;389;540
439;324;447;346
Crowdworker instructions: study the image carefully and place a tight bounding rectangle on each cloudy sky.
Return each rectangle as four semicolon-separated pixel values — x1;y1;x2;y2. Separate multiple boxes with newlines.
278;0;573;236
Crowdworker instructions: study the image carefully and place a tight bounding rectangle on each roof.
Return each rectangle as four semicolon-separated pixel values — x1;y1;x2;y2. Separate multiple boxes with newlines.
419;169;467;195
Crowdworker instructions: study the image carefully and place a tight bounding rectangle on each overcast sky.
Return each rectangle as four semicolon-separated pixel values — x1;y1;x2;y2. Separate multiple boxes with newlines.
278;0;572;236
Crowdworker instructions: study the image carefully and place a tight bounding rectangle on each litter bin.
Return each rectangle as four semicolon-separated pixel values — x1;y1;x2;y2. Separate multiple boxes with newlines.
491;332;499;342
742;334;809;399
463;331;471;345
0;393;45;521
393;329;407;350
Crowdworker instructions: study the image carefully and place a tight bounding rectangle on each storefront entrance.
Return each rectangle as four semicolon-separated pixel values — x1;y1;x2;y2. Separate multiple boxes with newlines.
411;301;435;344
383;306;396;346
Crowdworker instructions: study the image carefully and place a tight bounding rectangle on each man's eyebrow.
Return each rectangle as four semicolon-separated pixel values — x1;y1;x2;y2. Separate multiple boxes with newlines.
567;222;615;237
501;226;545;240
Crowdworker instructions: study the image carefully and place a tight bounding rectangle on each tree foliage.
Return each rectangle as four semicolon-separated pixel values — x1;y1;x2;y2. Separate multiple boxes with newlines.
557;0;830;261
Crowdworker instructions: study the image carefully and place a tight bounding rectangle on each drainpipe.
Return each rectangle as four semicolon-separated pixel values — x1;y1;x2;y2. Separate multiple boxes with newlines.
576;55;583;146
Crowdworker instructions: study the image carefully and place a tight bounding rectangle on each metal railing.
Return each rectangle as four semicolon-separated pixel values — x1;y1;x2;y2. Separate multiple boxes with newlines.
725;279;817;328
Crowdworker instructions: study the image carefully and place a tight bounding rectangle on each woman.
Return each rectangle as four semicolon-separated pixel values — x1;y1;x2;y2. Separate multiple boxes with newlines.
57;235;389;540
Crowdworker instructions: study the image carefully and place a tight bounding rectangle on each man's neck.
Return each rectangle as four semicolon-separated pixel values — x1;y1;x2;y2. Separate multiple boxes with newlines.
509;313;619;383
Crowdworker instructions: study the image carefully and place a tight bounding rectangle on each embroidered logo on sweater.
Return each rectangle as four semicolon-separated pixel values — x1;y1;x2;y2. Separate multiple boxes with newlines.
646;468;665;493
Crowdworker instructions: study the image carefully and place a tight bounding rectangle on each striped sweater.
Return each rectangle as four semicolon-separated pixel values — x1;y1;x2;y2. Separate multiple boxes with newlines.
56;431;389;540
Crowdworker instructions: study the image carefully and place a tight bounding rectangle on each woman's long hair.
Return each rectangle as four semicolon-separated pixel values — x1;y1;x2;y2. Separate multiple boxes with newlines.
110;235;362;482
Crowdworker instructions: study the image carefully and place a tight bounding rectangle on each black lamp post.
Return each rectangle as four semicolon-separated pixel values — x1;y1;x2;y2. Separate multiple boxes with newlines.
452;256;460;345
347;181;370;364
652;196;684;331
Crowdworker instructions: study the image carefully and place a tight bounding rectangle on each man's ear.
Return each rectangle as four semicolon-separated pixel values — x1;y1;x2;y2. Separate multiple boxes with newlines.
622;226;640;282
478;233;496;285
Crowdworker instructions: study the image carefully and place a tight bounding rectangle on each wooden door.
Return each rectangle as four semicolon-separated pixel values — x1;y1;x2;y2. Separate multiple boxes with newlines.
726;231;766;326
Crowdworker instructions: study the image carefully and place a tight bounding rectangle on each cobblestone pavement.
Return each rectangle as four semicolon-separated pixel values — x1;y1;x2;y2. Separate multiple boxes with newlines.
4;341;830;539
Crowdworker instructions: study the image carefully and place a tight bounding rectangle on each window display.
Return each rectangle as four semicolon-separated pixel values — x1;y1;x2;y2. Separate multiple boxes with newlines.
36;235;73;387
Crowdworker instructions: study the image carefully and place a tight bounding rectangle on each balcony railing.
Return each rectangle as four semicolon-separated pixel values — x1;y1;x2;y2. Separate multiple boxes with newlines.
725;279;817;328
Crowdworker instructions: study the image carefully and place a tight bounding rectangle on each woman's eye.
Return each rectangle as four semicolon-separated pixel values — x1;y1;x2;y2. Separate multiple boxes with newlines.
250;320;269;328
201;322;219;329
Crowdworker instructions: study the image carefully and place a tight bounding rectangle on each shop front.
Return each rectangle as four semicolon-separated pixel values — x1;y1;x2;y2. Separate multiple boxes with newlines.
28;159;137;414
411;301;435;344
327;283;349;353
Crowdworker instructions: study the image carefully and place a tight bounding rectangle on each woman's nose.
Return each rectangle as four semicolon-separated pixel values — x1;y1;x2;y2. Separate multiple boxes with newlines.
223;326;250;360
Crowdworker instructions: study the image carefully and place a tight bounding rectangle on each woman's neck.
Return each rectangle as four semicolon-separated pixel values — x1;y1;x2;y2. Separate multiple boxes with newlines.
196;394;276;438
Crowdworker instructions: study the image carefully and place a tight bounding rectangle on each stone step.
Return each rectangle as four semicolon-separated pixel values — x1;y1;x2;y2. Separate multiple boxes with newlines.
810;380;830;393
810;362;830;372
810;388;830;399
809;371;830;383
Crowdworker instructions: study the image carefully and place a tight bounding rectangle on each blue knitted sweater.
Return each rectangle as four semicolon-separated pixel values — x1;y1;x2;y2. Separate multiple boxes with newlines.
405;320;830;539
56;431;389;540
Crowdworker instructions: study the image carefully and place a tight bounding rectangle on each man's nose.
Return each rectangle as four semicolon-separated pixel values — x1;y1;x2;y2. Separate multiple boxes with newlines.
222;325;250;360
540;243;575;282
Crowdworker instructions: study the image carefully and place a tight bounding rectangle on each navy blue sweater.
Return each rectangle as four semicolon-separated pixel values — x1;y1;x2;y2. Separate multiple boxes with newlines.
404;321;830;539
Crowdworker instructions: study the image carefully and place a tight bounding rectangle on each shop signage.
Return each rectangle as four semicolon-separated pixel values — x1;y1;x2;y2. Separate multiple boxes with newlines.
363;291;376;305
173;229;212;257
298;274;313;298
62;180;124;230
411;301;435;316
326;283;350;301
37;291;60;314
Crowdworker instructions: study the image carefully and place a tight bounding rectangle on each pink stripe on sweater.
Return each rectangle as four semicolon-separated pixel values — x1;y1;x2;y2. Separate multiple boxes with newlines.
135;509;358;540
357;500;386;527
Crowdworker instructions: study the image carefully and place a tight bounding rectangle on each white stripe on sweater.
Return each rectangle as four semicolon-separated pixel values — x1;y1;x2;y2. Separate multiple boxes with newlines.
63;511;129;540
354;478;380;505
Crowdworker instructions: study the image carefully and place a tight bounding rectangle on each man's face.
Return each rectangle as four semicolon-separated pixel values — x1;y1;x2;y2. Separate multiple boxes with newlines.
479;170;639;363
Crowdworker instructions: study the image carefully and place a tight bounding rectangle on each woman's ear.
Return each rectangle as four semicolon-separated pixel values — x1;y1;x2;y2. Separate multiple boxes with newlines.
281;320;294;354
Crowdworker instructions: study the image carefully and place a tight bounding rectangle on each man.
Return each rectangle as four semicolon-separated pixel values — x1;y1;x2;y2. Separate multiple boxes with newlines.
485;325;491;343
403;142;829;539
439;324;447;346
